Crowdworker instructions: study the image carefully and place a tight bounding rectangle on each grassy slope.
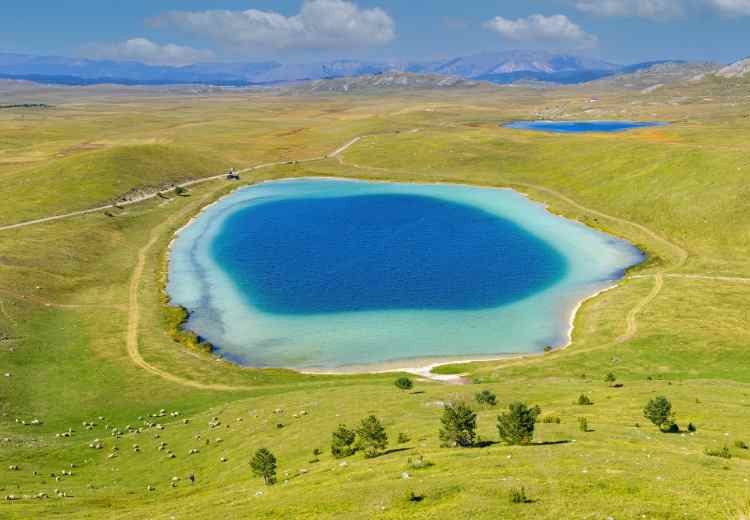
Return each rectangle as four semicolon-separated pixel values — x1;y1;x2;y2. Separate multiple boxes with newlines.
1;83;750;518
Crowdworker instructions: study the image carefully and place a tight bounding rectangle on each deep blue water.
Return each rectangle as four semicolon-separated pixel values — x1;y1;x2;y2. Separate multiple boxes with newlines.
504;121;669;133
211;193;568;315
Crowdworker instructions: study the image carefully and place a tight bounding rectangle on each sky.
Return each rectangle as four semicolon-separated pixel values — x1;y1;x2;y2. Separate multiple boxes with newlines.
1;1;749;66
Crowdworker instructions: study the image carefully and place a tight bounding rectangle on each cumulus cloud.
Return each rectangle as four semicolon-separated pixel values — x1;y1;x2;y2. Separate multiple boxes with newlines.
147;0;395;50
574;0;750;18
85;38;215;66
484;14;598;48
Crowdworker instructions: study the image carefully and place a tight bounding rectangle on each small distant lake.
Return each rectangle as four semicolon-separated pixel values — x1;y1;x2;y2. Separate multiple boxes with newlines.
505;121;669;133
167;179;643;370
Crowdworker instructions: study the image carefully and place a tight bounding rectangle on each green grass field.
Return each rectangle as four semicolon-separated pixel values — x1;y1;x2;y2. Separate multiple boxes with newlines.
1;81;750;518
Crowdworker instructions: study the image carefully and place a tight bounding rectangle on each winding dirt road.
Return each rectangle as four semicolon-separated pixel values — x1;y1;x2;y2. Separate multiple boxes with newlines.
4;130;749;389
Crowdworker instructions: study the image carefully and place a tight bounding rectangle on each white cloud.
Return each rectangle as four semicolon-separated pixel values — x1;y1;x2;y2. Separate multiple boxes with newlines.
705;0;750;15
484;14;598;48
85;38;215;66
574;0;750;18
575;0;685;19
147;0;395;50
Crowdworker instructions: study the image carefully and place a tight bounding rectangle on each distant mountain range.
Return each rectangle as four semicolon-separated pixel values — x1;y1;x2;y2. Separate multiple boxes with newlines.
0;50;689;87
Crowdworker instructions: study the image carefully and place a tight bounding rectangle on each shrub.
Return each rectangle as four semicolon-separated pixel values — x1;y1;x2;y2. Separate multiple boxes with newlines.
497;402;540;445
509;486;530;504
734;440;748;450
604;372;617;385
250;448;277;485
356;416;388;458
577;394;593;406
578;417;589;432
643;396;675;431
543;346;552;353
395;377;414;390
405;490;424;503
705;446;732;459
310;448;322;463
475;390;497;406
439;402;477;448
331;424;357;458
397;432;410;444
175;186;187;196
688;422;697;432
541;416;561;424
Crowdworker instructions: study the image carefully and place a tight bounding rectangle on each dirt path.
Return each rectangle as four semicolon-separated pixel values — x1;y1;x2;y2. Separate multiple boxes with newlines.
3;130;723;388
125;185;256;391
0;136;366;233
122;136;372;391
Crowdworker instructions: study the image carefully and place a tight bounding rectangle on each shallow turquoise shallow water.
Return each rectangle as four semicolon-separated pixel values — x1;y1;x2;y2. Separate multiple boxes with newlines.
167;179;643;370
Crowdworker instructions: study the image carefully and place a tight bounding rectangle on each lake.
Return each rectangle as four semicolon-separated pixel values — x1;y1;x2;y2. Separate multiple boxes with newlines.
167;179;643;370
504;121;669;133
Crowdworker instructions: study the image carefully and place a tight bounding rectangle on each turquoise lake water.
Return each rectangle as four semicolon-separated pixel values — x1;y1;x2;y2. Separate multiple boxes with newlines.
505;121;669;133
167;179;643;370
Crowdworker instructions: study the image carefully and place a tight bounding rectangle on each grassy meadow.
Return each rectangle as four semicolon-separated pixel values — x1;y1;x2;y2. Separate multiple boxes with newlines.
1;80;750;518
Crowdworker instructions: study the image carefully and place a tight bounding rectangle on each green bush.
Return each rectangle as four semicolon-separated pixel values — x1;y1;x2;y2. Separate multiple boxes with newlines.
541;415;561;424
643;396;675;431
439;402;477;448
604;372;617;385
577;394;593;406
397;432;410;444
475;390;497;406
509;486;530;504
578;417;589;432
705;446;732;459
497;402;540;445
356;416;389;458
734;440;748;450
310;448;322;463
405;490;424;503
395;377;414;390
688;422;697;432
331;424;357;458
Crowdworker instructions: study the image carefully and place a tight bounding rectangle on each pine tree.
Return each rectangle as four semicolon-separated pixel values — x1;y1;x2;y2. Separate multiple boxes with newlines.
356;416;389;458
250;448;277;485
497;402;540;445
439;402;477;447
331;424;357;458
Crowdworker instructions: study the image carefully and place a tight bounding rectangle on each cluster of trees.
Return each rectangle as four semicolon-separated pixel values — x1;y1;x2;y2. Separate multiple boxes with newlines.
332;415;389;459
249;379;686;486
439;401;541;447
